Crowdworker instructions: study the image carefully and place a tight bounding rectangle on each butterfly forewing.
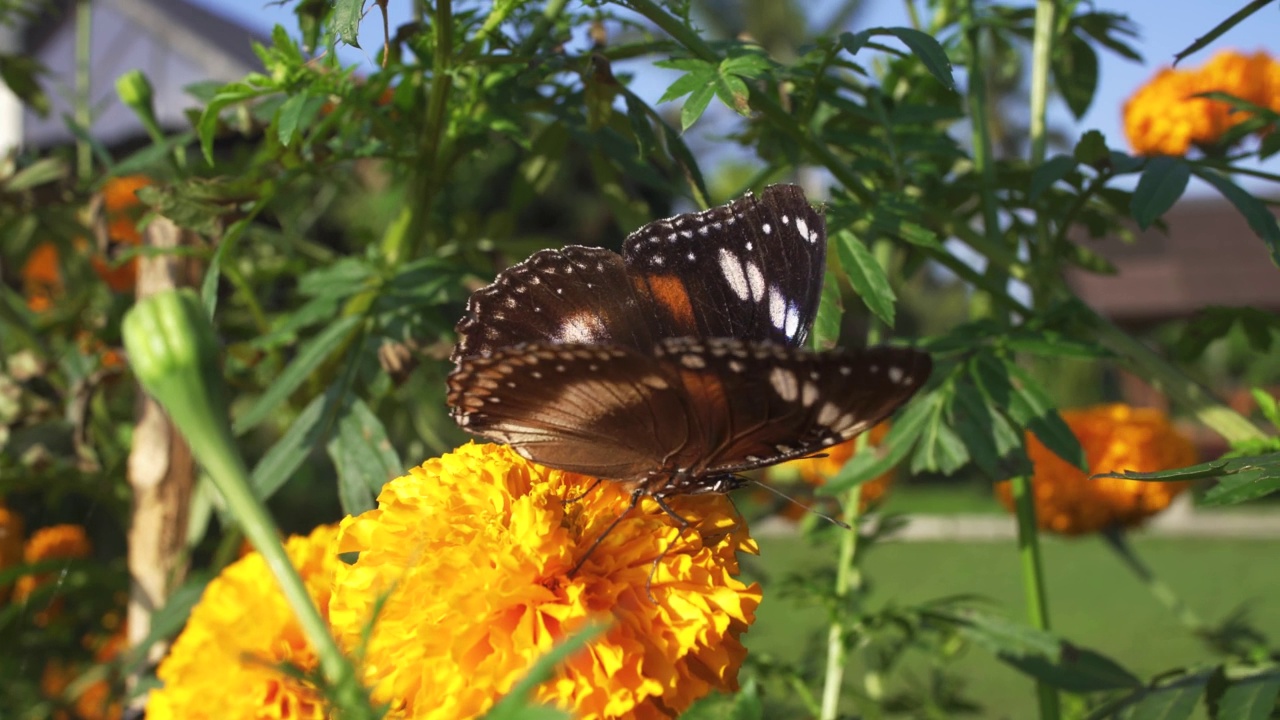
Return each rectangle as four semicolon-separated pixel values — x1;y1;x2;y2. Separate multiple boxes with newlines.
622;184;826;347
451;247;664;362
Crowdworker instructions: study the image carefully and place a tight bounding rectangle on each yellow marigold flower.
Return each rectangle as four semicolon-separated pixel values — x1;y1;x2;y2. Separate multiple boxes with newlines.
329;442;761;720
995;404;1197;535
1124;49;1280;156
147;524;340;720
0;502;24;603
15;524;93;619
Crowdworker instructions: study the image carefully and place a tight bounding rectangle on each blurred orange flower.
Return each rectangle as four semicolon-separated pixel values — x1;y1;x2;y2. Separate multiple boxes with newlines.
15;524;93;625
0;502;25;603
770;422;895;519
1124;49;1280;156
41;621;128;720
19;175;151;310
995;404;1197;535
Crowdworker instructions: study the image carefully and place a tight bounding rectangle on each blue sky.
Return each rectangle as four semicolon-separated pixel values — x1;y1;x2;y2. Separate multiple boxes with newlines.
198;0;1280;166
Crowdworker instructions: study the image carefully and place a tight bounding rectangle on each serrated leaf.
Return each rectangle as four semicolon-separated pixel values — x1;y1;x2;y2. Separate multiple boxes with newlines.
250;392;331;499
276;93;323;147
657;65;714;104
713;72;752;116
327;398;403;515
623;92;659;157
1127;679;1204;720
233;315;362;436
834;230;895;327
840;28;955;89
1029;155;1076;201
811;270;843;351
1074;130;1110;166
6;158;67;191
332;0;363;47
1006;362;1086;470
680;82;716;131
1094;460;1230;483
1196;168;1280;267
1132;156;1190;229
912;399;969;475
1217;674;1280;720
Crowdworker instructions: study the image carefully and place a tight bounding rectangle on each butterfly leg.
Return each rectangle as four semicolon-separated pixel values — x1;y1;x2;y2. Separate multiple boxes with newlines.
567;487;644;578
645;494;694;603
563;478;605;504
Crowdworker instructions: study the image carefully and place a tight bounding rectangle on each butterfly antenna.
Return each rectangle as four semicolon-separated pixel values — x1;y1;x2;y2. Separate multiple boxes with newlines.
568;488;642;578
750;479;852;530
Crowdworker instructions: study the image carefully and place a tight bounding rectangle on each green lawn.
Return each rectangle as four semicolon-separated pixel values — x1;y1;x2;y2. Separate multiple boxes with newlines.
742;534;1280;719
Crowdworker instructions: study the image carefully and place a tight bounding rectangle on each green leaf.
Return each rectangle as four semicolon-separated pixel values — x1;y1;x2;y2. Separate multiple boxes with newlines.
1094;459;1231;483
834;230;895;327
327;398;402;515
1029;155;1076;201
1195;168;1280;267
713;72;752;116
811;270;843;351
1074;130;1110;166
1127;679;1205;720
1252;388;1280;430
1094;451;1280;506
1132;156;1190;229
912;396;969;475
232;314;362;436
276;93;323;147
250;392;330;500
656;63;714;103
1172;0;1273;65
5;158;67;191
332;0;363;47
680;82;717;132
1216;674;1280;720
840;28;955;89
1008;363;1085;469
1053;31;1099;119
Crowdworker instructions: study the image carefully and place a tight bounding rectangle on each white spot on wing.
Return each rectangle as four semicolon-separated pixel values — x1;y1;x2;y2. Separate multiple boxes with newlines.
745;262;765;301
555;313;607;343
801;381;819;406
719;248;750;301
889;366;905;384
768;286;786;331
784;303;801;338
769;367;798;401
762;222;772;235
796;216;812;243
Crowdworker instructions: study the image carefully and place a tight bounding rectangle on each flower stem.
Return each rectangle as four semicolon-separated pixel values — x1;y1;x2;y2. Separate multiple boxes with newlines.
819;480;865;720
1009;473;1059;719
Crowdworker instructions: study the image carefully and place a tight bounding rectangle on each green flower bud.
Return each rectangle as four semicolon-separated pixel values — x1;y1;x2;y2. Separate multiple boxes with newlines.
116;70;154;115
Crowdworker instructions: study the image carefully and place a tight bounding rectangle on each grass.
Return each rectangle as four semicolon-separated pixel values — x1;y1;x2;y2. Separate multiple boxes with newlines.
742;533;1280;719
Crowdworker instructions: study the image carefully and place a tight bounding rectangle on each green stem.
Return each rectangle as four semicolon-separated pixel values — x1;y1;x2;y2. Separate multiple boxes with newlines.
962;1;1006;323
74;0;92;181
404;0;455;261
820;269;891;720
1009;473;1059;719
819;480;864;720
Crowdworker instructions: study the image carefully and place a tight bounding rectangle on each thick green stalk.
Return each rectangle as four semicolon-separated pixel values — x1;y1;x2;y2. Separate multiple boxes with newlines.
74;0;92;181
1019;3;1062;717
123;291;374;717
819;481;865;720
962;2;1006;323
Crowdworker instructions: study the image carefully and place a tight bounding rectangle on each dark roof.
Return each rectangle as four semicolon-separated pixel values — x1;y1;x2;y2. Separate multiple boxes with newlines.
1067;197;1280;324
22;0;271;64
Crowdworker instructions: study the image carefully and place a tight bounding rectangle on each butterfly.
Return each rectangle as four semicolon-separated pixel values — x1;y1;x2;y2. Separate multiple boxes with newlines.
447;184;931;514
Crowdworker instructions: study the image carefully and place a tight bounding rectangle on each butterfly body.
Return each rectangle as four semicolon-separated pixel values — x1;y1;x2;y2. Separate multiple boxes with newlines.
448;185;931;498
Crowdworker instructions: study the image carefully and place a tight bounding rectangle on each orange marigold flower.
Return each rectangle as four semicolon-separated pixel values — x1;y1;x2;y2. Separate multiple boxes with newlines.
0;502;24;603
328;442;761;720
15;524;92;602
22;242;62;312
1124;49;1280;156
146;524;339;720
42;622;128;720
995;404;1197;535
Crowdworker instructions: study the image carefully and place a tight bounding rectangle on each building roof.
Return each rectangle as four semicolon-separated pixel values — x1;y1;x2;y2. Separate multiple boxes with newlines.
1067;197;1280;325
17;0;271;148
